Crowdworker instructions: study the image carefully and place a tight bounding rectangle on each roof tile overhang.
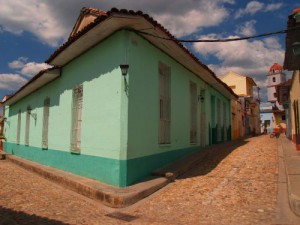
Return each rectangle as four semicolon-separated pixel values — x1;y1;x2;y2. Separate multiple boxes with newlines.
4;68;60;105
46;8;237;100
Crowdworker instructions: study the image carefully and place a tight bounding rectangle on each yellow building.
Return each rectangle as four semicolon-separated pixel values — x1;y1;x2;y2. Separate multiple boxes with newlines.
283;8;300;150
230;99;243;140
221;72;260;139
289;71;300;150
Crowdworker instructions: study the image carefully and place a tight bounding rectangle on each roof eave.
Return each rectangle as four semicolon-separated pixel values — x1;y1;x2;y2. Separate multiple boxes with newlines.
4;68;61;106
46;10;237;100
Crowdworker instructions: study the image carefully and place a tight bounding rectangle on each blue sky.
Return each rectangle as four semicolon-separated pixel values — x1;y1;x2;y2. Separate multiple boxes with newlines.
0;0;298;103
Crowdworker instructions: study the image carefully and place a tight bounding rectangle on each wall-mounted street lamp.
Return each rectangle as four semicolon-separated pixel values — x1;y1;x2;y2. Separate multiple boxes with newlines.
292;42;300;60
120;64;129;94
198;95;204;103
28;110;37;121
120;64;129;76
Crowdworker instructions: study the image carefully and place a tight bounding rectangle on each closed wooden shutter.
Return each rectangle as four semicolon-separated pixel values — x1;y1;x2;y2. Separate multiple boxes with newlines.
25;106;30;146
42;98;50;149
159;62;171;144
71;85;83;153
223;102;227;141
217;99;221;142
17;110;21;144
190;81;197;143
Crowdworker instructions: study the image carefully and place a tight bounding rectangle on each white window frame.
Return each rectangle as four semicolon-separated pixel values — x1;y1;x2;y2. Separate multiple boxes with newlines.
223;102;227;141
159;62;171;144
25;106;31;146
70;84;83;153
17;110;21;145
217;99;221;142
42;97;50;149
190;81;197;144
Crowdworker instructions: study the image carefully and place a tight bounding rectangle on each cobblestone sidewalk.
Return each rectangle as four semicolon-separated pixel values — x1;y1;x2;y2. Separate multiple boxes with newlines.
0;135;279;224
130;135;278;225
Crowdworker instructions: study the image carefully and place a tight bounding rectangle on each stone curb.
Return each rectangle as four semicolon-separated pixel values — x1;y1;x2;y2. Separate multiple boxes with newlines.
286;174;300;217
289;192;300;217
279;136;300;217
5;154;169;208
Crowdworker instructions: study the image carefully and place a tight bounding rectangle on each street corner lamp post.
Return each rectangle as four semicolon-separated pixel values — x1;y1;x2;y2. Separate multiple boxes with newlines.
292;42;300;60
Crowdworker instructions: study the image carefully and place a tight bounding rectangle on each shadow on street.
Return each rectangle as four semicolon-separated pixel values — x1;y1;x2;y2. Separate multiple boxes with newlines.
0;206;68;225
178;138;250;179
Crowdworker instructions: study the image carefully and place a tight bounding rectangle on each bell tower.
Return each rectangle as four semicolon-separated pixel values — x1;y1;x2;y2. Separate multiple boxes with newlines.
267;63;286;107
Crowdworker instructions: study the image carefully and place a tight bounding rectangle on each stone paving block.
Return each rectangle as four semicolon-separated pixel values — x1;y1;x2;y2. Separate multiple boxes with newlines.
288;175;300;216
285;157;300;174
5;155;169;208
1;135;299;224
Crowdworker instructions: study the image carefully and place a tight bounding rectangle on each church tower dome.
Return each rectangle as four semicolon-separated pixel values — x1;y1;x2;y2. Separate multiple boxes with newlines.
267;63;286;103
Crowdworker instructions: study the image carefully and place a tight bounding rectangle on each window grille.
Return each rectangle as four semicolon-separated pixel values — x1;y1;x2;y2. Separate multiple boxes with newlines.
190;81;197;143
71;84;83;153
42;98;50;149
217;99;221;142
17;110;21;144
159;62;171;144
25;106;31;146
223;102;227;141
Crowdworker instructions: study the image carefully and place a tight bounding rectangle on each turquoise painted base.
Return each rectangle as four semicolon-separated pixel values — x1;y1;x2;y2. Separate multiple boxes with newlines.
4;142;201;187
126;146;200;185
4;142;123;187
211;125;232;144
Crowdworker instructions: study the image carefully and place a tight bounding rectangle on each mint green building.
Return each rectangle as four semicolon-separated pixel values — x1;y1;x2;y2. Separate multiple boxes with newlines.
3;8;237;187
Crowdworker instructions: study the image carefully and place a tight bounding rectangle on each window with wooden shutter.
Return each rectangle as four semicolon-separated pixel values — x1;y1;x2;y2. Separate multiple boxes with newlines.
159;62;171;144
17;110;21;145
217;99;221;142
71;84;83;153
25;106;31;146
42;97;50;149
223;102;227;141
190;81;197;144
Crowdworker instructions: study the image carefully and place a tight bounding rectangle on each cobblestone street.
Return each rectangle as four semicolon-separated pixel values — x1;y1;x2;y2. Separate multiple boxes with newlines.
0;135;283;224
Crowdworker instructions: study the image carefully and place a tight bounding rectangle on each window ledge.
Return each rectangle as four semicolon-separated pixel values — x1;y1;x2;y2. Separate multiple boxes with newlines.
70;150;81;155
159;143;171;147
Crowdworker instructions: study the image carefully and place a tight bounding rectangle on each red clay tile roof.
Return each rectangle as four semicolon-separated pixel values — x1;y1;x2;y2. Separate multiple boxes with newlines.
45;7;237;99
269;63;283;72
68;7;107;38
81;7;107;16
292;8;300;15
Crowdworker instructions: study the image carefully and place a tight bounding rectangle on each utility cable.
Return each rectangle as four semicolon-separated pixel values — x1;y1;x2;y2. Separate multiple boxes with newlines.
133;25;300;43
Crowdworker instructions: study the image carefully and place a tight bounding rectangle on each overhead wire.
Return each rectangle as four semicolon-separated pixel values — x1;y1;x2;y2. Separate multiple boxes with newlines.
133;25;300;43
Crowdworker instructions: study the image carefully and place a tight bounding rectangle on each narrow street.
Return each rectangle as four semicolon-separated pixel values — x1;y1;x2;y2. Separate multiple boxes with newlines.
0;135;299;224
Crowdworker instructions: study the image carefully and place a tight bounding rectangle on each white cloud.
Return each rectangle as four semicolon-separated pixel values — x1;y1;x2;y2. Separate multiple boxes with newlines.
0;0;68;46
8;57;28;69
8;58;52;78
235;1;283;18
0;0;234;46
235;1;263;18
193;35;284;100
153;1;230;37
265;3;283;12
0;74;27;91
235;20;256;36
20;62;51;78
